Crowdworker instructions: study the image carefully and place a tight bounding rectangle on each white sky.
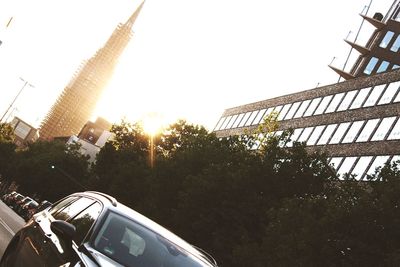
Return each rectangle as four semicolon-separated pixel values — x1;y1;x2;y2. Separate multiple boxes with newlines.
0;0;395;131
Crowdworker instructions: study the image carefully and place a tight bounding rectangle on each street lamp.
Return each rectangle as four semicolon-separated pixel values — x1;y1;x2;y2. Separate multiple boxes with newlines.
0;77;34;123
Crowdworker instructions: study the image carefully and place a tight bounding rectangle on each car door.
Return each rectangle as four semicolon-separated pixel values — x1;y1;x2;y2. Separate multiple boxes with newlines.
16;196;97;266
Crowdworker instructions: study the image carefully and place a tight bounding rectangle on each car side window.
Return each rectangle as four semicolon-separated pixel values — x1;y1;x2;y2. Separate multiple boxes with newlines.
70;202;102;244
53;197;95;221
49;196;78;215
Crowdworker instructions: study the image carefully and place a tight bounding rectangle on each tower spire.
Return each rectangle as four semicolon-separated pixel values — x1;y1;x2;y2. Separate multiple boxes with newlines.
126;1;145;28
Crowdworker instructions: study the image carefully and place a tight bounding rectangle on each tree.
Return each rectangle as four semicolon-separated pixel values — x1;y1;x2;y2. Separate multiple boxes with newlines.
0;123;16;186
13;140;90;201
0;123;14;143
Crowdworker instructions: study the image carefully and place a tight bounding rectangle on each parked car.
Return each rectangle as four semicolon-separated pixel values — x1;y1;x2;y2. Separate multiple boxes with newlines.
1;191;16;204
7;193;24;208
12;196;33;212
0;191;218;267
19;200;39;221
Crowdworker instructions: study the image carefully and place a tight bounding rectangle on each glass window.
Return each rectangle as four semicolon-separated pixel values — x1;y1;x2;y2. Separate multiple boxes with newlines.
314;95;333;115
377;61;390;73
337;157;357;179
94;212;207;267
297;127;314;143
214;117;226;131
329;157;343;170
352;156;373;180
53;197;95;221
273;105;283;114
378;82;399;105
337;90;357;111
238;112;251;127
379;31;395;48
49;197;78;215
70;202;102;244
329;122;351;144
307;125;326;145
394;90;400;102
393;64;400;70
325;93;345;113
252;109;266;125
371;116;396;141
225;114;238;129
303;97;321;117
277;104;292;121
317;124;337;145
294;100;311;118
350;87;371;109
284;102;300;120
264;107;275;118
390;34;400;52
220;116;232;130
364;57;379;75
388;118;400;140
274;130;283;137
366;156;390;177
244;111;259;126
232;113;245;128
342;121;365;143
391;155;400;164
356;118;380;142
286;128;303;147
364;84;386;107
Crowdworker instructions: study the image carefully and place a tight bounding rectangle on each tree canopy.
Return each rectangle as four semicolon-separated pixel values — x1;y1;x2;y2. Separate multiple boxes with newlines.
1;119;400;266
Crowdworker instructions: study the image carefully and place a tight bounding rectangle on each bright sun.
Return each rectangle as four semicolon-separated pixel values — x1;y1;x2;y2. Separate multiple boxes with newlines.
141;112;164;136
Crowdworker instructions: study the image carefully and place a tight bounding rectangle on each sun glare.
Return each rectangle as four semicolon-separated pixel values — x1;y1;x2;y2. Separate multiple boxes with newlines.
142;112;164;136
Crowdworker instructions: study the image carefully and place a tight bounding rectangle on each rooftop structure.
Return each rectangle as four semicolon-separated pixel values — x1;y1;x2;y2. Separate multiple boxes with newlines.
330;0;400;79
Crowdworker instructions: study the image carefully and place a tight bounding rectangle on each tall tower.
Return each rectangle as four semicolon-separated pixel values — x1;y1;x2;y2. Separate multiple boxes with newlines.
39;2;144;140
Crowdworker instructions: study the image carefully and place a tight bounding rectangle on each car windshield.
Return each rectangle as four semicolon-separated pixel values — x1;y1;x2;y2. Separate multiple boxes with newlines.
93;212;212;267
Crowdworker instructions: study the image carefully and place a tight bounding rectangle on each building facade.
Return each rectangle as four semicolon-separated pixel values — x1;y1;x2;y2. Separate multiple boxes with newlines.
10;116;39;148
39;2;144;140
214;1;400;180
67;117;114;163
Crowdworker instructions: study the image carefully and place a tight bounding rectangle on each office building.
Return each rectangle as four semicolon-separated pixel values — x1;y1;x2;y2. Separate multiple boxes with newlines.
214;1;400;180
39;2;144;140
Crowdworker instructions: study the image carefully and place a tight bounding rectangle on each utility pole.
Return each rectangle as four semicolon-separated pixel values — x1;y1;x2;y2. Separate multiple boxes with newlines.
0;77;34;123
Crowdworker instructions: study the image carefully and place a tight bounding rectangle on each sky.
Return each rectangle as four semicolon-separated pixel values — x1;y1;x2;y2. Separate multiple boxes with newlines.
0;0;396;131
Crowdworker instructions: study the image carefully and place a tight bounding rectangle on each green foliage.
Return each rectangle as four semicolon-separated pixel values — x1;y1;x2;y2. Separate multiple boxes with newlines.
12;140;90;201
6;118;400;266
0;123;16;182
0;123;14;143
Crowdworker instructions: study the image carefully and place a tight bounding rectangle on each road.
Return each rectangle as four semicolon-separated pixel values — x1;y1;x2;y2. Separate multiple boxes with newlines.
0;200;25;258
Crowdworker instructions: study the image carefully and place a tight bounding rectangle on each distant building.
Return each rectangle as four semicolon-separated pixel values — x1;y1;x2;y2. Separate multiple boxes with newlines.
10;117;39;148
214;1;400;180
39;2;144;140
67;117;114;163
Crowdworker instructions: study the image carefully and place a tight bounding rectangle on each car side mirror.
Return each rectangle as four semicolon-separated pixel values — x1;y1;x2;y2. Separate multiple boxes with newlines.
51;220;76;241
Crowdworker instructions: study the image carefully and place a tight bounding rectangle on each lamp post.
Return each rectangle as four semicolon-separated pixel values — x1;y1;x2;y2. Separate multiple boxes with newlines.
0;77;34;123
